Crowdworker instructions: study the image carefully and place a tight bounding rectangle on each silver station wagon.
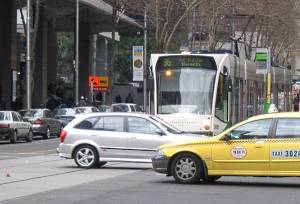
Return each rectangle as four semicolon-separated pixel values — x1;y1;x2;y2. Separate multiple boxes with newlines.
57;112;202;168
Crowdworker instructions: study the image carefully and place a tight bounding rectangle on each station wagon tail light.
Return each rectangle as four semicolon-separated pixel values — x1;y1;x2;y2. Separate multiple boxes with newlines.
33;118;44;125
60;130;68;143
0;123;9;128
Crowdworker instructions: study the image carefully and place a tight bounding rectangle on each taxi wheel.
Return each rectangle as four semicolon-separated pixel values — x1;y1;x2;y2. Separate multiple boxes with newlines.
74;145;99;168
171;153;202;184
26;130;33;142
10;131;17;144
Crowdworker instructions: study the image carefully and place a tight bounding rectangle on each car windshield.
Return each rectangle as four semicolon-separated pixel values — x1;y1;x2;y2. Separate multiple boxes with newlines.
150;115;183;134
134;105;143;112
157;68;216;114
20;110;43;118
55;108;80;115
76;107;99;114
112;105;129;112
156;56;217;115
0;112;9;121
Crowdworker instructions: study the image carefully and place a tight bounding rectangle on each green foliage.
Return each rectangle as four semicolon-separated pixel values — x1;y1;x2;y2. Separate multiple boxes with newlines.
57;32;74;78
114;35;155;83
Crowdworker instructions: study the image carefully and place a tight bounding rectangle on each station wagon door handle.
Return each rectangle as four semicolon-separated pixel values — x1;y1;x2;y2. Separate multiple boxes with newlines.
91;135;97;137
131;137;137;139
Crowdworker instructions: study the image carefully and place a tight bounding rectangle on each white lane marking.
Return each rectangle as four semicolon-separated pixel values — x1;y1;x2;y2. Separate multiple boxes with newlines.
0;150;56;155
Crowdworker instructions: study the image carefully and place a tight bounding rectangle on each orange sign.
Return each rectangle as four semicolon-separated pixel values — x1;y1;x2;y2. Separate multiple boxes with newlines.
88;76;109;92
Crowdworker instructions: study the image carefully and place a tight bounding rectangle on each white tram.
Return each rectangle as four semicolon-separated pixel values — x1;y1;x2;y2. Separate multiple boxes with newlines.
148;52;292;135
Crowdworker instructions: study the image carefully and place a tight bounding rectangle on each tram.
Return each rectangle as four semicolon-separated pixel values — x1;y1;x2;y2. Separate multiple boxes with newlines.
147;52;292;135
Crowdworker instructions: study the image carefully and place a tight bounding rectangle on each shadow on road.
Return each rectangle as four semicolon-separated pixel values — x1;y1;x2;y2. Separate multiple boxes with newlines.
152;178;300;188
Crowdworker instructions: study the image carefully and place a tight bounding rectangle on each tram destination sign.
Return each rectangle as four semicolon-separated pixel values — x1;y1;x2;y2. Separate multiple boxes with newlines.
157;56;217;70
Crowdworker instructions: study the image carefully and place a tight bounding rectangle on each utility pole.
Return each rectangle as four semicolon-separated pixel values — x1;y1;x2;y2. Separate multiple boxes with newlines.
143;8;147;112
26;0;31;109
75;0;79;105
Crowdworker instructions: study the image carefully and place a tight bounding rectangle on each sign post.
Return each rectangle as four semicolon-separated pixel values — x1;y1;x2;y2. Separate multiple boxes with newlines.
255;48;271;113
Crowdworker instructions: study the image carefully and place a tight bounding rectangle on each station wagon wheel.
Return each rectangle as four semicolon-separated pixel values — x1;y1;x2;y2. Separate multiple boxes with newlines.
74;145;99;168
26;130;33;142
10;131;17;144
171;153;202;184
43;127;50;139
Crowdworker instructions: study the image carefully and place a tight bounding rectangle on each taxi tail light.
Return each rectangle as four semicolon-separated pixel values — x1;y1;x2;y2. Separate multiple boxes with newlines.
0;123;9;128
33;118;44;125
60;130;68;143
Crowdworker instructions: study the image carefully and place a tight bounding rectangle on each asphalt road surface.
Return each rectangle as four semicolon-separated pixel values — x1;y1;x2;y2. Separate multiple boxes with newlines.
0;136;59;160
1;139;300;204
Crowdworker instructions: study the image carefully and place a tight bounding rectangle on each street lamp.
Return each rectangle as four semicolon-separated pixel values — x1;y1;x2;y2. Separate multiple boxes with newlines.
75;0;79;105
26;0;31;109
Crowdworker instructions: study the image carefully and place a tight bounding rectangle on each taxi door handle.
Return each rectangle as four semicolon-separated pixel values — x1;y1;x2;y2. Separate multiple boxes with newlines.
254;145;263;148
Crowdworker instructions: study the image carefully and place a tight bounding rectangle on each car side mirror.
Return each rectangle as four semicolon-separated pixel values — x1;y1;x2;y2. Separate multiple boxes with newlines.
155;128;165;136
221;133;230;141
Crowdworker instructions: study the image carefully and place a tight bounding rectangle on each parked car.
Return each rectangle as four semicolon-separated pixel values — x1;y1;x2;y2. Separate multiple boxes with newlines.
19;109;62;139
74;106;99;114
98;105;111;112
0;111;33;143
54;108;82;127
57;112;203;168
152;112;300;184
111;103;143;112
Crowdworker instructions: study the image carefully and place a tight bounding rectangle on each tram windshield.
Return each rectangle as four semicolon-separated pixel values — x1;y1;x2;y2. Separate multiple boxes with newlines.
156;56;217;115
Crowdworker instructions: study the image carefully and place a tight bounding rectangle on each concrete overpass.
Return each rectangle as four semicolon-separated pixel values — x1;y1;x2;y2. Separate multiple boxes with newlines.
0;0;143;109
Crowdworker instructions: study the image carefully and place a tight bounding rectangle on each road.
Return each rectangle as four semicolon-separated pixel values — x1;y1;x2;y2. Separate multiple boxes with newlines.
1;139;300;204
0;136;59;160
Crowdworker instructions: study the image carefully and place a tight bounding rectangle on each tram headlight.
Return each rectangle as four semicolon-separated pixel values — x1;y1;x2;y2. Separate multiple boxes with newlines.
165;69;172;77
202;117;211;131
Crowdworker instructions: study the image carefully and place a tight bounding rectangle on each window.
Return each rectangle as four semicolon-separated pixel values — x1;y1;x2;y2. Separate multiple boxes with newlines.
275;118;300;138
130;105;135;112
75;117;99;130
12;112;20;121
44;110;52;118
99;117;124;131
127;117;158;134
16;113;23;121
215;73;228;122
230;119;272;140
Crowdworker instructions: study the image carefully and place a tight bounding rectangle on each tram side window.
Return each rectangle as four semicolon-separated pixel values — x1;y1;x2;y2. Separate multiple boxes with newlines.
215;73;228;122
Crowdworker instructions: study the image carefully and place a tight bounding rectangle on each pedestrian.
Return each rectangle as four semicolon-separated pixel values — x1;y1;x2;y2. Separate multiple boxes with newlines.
125;93;134;103
79;96;87;106
294;97;299;112
268;104;278;113
115;94;122;103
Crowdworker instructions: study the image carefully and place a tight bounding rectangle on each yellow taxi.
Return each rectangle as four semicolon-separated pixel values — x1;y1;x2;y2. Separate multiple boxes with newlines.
152;112;300;184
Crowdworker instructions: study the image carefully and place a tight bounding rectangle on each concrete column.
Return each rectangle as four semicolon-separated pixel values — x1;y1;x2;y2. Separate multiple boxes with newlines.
47;19;58;87
32;10;58;108
32;9;48;108
79;22;91;99
0;0;17;109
